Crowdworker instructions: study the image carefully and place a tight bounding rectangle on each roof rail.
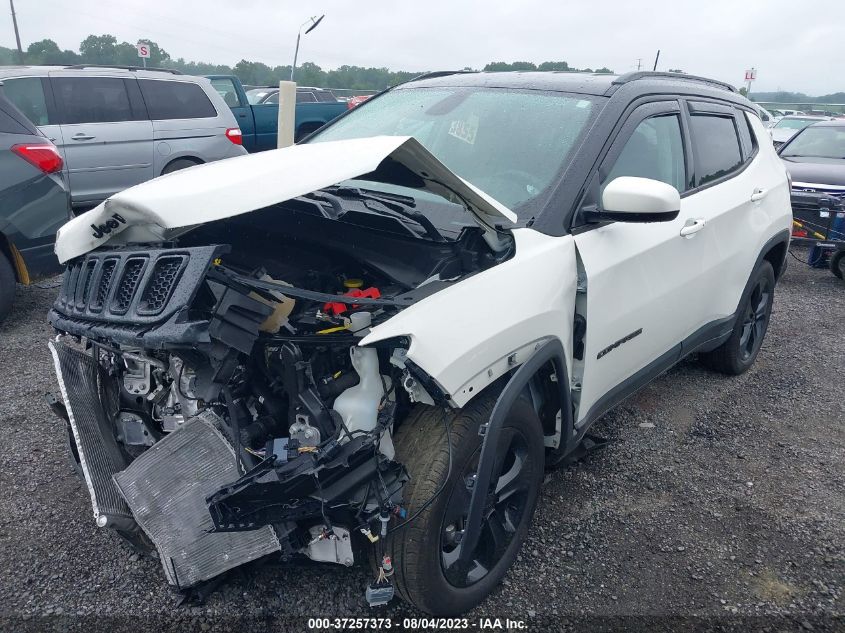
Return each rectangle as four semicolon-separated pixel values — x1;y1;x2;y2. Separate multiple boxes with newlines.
612;71;737;93
63;64;182;75
409;70;478;82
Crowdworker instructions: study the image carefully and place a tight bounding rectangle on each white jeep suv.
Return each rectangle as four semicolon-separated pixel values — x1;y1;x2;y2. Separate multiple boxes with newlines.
46;71;791;615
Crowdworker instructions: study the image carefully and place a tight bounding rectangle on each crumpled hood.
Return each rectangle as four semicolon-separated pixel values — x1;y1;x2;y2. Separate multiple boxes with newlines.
54;135;517;264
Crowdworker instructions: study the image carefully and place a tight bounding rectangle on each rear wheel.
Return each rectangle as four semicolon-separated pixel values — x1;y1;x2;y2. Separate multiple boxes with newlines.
700;261;775;375
831;249;845;280
162;158;200;174
0;252;16;323
379;392;544;615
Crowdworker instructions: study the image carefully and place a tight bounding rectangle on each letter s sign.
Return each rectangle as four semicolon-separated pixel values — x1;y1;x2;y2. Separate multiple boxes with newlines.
137;43;151;59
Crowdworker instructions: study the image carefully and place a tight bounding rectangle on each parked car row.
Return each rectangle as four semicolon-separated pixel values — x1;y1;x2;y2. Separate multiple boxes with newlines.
208;76;349;150
0;66;247;211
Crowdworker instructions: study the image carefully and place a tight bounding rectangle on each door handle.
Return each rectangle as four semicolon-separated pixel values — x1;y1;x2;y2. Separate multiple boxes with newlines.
680;218;706;237
71;133;95;141
751;188;768;202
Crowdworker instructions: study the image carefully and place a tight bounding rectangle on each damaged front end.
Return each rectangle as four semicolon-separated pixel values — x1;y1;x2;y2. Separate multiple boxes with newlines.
46;137;514;592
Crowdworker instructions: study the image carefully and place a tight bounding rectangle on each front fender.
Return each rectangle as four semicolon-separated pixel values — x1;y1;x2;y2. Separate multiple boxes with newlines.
361;228;577;407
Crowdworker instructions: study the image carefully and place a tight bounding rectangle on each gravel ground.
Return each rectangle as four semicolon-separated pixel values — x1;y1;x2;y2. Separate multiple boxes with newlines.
0;253;842;632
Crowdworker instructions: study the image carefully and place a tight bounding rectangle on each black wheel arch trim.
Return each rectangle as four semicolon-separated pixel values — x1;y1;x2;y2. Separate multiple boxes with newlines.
458;337;573;565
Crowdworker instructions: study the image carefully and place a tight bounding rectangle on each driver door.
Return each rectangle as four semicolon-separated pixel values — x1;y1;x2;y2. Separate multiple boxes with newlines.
572;100;717;425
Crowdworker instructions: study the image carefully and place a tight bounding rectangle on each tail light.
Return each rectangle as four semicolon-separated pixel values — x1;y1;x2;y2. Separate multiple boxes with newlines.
11;142;63;173
225;128;243;145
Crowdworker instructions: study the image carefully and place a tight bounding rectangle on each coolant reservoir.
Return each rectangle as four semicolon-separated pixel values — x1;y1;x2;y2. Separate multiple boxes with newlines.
333;312;394;458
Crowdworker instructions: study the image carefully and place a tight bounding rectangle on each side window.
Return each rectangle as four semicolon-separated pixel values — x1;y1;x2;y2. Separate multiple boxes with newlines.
2;77;50;126
264;92;280;104
689;114;743;186
210;78;241;108
736;111;758;159
604;114;686;192
0;103;31;134
138;80;217;120
296;91;316;103
53;77;133;124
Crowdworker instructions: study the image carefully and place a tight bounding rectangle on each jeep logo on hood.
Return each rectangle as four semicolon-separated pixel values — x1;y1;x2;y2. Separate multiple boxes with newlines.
91;213;126;239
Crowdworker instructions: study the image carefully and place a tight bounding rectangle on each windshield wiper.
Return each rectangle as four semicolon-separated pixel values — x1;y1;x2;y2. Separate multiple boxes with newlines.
322;185;445;241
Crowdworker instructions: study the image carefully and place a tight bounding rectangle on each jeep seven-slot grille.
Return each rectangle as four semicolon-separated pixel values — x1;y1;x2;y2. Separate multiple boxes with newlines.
51;245;222;328
111;258;147;314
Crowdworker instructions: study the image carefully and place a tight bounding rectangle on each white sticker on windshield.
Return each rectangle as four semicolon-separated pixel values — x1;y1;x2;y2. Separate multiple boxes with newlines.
576;100;591;108
448;114;479;145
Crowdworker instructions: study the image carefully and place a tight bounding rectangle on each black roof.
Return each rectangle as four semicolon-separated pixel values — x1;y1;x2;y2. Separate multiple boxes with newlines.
405;70;749;105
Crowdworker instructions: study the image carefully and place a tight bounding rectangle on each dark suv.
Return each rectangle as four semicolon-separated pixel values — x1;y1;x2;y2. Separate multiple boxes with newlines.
0;85;69;321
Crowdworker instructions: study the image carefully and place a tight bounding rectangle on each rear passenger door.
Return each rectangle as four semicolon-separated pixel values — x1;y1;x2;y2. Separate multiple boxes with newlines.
49;74;153;207
679;102;762;331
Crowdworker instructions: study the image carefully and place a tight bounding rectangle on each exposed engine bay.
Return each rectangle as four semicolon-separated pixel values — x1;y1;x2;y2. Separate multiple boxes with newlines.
47;196;507;592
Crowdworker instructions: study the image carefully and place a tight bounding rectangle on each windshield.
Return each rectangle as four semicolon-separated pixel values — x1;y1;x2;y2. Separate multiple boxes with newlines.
782;126;845;159
775;117;820;130
308;86;601;212
246;89;272;105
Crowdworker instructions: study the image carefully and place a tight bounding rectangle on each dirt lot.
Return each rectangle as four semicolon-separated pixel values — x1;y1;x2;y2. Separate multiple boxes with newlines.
0;252;842;632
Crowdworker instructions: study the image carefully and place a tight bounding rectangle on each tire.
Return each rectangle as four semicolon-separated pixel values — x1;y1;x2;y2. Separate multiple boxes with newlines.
161;158;200;175
831;249;845;280
700;260;775;375
0;252;16;323
379;392;545;615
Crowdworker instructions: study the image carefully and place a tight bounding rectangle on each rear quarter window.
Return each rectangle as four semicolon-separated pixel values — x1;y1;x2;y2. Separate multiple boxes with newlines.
0;104;31;134
138;79;217;120
1;77;50;126
736;111;758;159
689;114;743;186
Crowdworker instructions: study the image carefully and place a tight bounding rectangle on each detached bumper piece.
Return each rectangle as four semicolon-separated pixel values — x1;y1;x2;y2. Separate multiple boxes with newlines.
48;340;133;528
113;411;281;587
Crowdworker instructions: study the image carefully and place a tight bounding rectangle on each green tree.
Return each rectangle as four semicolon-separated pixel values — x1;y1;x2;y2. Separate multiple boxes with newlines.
538;61;570;71
79;34;118;64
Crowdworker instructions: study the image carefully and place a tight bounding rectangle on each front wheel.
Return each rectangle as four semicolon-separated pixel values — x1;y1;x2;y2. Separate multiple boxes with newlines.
700;260;775;375
380;392;545;615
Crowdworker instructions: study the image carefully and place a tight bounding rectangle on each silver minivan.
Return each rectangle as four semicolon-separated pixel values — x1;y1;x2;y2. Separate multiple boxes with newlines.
0;65;247;210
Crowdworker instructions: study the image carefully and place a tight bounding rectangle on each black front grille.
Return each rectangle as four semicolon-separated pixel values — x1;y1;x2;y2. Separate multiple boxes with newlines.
111;258;147;314
138;256;185;315
51;245;223;328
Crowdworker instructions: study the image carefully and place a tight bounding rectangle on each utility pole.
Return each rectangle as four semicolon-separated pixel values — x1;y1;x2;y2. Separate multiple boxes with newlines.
653;50;660;71
9;0;23;64
636;58;642;71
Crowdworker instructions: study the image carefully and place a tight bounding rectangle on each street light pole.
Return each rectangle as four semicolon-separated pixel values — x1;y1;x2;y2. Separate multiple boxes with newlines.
9;0;24;64
290;14;325;81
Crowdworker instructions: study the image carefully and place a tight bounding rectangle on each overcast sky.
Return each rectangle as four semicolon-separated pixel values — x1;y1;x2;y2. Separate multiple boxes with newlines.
4;0;843;95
